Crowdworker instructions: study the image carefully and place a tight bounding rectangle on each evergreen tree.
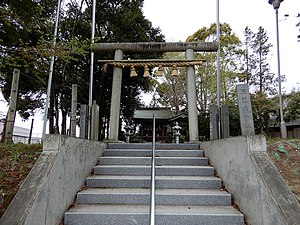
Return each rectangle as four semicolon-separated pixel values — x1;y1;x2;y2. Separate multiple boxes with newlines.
85;0;164;139
0;0;58;119
0;0;165;138
285;92;300;121
250;26;277;95
185;23;244;137
241;26;256;85
244;26;280;133
154;52;187;114
187;23;243;111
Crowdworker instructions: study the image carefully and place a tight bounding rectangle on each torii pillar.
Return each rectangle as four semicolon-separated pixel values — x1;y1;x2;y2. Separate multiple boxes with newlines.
186;49;198;141
91;42;218;142
108;49;123;141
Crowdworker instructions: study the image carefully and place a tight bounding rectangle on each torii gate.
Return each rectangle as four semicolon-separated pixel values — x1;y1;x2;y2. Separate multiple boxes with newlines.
91;42;218;142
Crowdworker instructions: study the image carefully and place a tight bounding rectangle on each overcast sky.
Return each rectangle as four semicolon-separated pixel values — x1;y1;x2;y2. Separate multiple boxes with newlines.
1;0;300;136
143;0;300;92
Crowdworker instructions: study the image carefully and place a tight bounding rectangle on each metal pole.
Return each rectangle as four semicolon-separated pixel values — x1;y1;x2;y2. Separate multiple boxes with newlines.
42;0;62;139
88;0;96;139
216;0;221;139
275;8;287;138
150;114;156;225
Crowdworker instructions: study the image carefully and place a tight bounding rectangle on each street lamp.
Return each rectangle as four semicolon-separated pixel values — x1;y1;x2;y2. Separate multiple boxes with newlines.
268;0;287;138
216;0;221;139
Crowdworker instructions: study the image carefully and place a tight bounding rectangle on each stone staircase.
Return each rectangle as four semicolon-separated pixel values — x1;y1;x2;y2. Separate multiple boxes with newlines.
64;143;244;225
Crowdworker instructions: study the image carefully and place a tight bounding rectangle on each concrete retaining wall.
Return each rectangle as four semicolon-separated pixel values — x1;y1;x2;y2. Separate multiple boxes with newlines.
201;135;300;225
0;135;106;225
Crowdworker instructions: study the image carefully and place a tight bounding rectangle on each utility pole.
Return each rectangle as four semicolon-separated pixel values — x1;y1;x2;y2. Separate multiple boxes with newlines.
4;69;20;143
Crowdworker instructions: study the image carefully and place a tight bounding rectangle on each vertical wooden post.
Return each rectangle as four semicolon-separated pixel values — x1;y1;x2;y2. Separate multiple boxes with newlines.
70;84;77;137
5;69;20;143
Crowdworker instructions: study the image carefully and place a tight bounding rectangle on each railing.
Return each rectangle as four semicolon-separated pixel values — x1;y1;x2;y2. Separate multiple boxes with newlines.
149;114;156;225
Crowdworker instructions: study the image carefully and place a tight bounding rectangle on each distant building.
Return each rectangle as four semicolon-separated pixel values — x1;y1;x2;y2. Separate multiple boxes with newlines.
0;123;41;144
131;108;189;143
131;108;172;143
271;119;300;138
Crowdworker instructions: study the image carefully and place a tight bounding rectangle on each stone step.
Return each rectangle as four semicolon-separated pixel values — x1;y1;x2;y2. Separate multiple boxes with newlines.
93;165;214;176
64;143;245;225
99;156;208;166
103;149;204;157
107;143;199;150
76;188;231;206
64;204;244;225
86;175;221;189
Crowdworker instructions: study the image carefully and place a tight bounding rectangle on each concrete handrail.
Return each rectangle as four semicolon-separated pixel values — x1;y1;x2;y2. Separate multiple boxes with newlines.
0;135;106;225
201;135;300;225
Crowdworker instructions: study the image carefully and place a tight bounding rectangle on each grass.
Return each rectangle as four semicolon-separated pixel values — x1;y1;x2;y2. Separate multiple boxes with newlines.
0;142;42;217
267;138;300;203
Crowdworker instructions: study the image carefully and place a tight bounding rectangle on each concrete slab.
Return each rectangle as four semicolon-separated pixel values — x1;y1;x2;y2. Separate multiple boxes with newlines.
99;156;208;166
107;143;199;150
93;165;214;176
86;175;221;189
76;188;231;206
65;204;244;225
104;149;203;157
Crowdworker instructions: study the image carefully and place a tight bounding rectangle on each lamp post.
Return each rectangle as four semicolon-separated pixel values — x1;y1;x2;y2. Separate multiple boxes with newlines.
88;0;97;139
216;0;221;139
42;0;62;139
268;0;287;138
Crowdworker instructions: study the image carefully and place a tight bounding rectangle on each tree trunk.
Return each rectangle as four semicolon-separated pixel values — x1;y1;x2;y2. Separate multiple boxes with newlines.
54;93;60;134
259;46;263;93
0;115;8;143
61;109;67;135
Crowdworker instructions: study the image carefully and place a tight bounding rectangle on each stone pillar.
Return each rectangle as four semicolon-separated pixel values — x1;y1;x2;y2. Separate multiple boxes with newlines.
185;49;199;142
210;104;218;140
91;100;99;141
70;84;77;137
80;104;88;139
5;68;20;143
221;105;230;138
236;84;255;136
108;49;123;141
